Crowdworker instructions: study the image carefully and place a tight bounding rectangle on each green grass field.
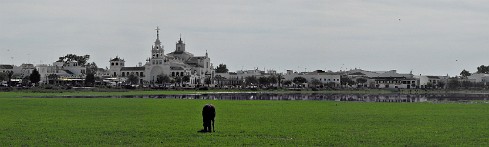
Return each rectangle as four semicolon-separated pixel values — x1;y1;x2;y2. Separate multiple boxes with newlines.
1;91;489;146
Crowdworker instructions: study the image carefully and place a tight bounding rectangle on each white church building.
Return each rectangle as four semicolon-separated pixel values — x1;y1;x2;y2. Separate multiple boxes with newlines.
108;27;214;86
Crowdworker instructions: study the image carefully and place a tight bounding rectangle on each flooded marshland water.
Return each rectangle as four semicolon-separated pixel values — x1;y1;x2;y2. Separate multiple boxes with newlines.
29;93;489;102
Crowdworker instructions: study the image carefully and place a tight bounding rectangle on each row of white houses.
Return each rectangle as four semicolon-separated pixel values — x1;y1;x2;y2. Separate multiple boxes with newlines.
214;68;455;89
3;61;489;89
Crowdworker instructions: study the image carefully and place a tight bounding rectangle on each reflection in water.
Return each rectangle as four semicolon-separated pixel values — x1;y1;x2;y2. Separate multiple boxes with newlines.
29;93;489;102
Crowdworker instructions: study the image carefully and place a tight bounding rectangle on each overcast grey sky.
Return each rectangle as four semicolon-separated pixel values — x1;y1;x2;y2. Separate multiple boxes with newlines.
1;0;489;76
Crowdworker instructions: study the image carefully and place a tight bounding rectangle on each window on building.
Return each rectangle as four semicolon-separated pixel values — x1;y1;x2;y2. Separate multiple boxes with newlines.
116;63;119;66
122;72;125;76
140;72;143;77
111;63;114;66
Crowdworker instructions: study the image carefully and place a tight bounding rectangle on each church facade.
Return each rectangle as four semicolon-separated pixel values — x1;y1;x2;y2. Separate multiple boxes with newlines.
108;27;214;86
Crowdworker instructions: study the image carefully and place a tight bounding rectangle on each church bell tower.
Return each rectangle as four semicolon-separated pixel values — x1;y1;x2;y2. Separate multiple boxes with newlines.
175;34;186;53
152;26;164;59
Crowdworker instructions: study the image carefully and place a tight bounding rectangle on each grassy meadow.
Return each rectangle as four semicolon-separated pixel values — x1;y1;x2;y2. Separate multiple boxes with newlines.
1;91;489;146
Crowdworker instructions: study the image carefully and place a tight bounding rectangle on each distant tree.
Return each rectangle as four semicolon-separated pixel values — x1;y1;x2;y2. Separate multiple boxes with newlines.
174;76;182;87
0;72;7;82
47;74;59;85
268;75;278;86
94;76;102;86
282;80;292;87
204;76;212;87
215;64;229;73
29;69;41;86
245;76;258;86
356;78;368;85
86;62;98;74
7;71;13;86
22;76;30;86
57;54;90;65
85;73;95;86
126;74;139;85
447;78;460;89
309;78;322;88
437;81;446;89
258;77;270;87
341;76;355;86
276;74;284;87
426;82;433;89
214;75;226;87
460;69;471;78
170;78;176;86
325;82;337;88
476;65;489;74
293;77;307;86
315;70;325;73
182;75;191;83
157;74;171;85
461;80;473;88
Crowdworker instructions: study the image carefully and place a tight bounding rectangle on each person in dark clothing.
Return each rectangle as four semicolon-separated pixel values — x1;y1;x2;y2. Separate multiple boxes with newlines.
202;104;216;132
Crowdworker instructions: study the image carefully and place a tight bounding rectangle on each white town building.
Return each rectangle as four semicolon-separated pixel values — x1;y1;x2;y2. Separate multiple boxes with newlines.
108;27;214;86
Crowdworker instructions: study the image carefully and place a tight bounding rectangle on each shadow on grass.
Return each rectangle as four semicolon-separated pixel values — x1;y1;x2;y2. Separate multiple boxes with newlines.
197;129;215;133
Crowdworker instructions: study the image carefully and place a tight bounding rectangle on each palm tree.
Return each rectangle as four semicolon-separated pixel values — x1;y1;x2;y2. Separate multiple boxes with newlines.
276;74;284;88
7;71;13;86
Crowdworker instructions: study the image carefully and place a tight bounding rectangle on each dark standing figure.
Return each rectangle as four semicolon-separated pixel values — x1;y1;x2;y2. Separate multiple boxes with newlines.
202;104;216;132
